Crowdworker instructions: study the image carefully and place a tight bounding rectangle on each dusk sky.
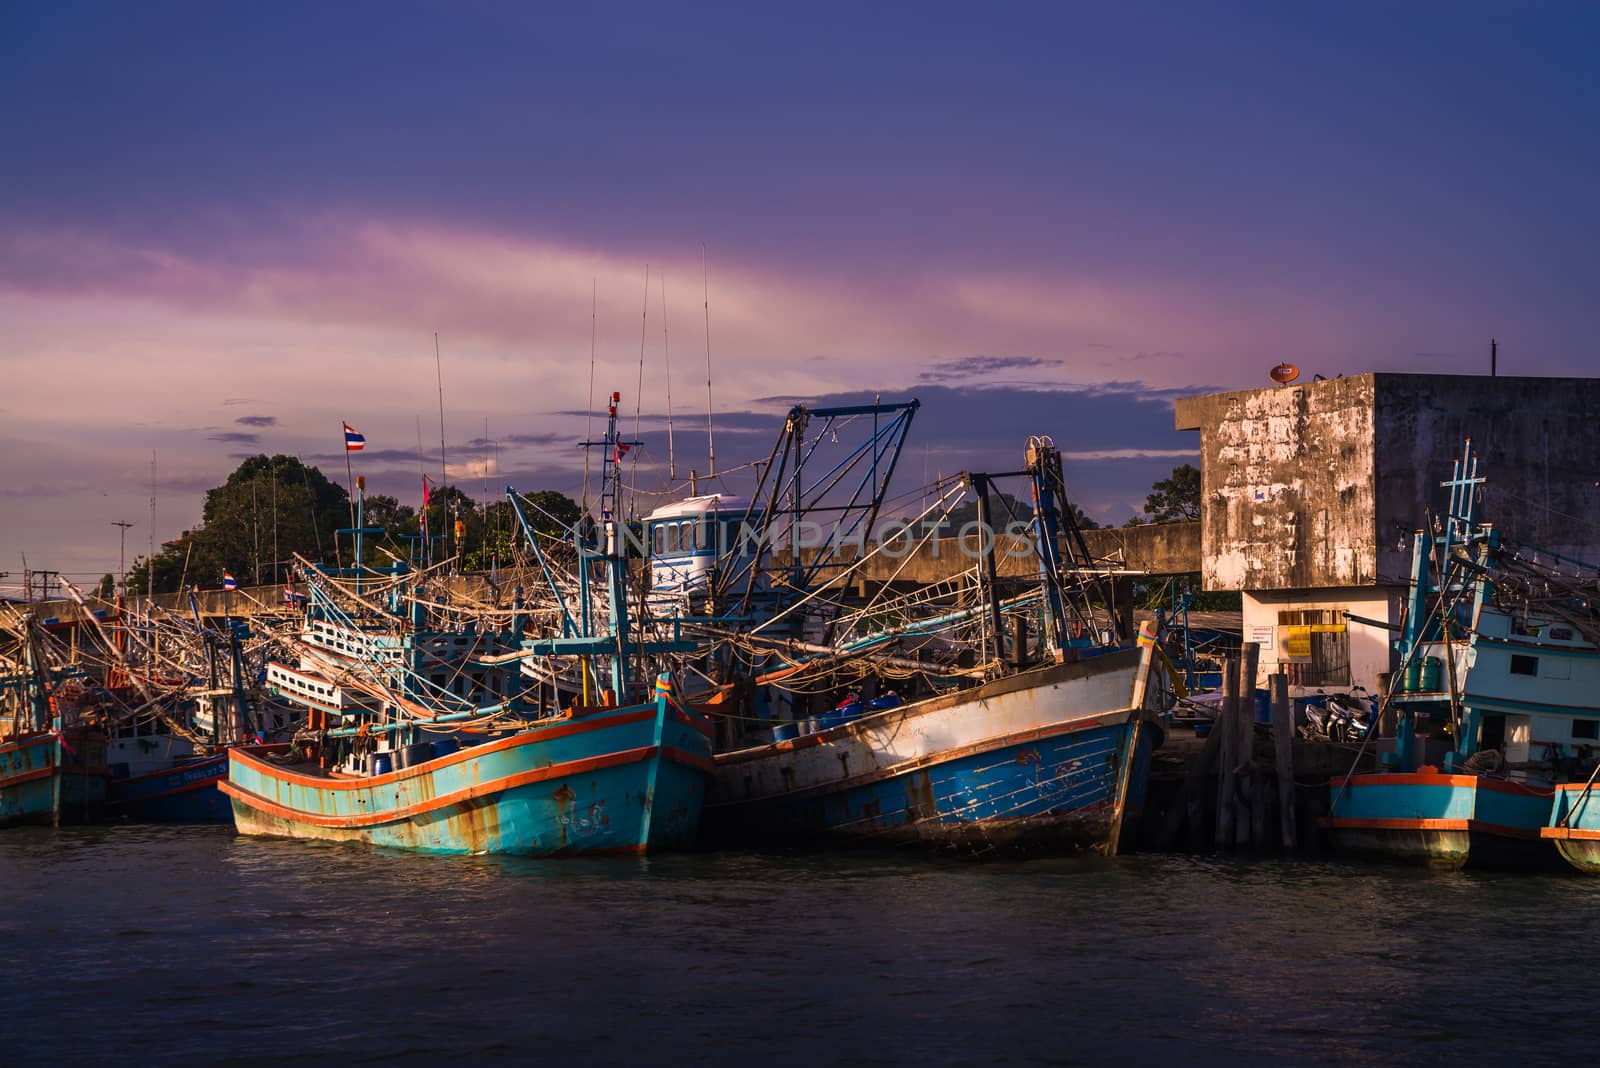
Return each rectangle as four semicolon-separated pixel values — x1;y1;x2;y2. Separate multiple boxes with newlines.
3;2;1596;590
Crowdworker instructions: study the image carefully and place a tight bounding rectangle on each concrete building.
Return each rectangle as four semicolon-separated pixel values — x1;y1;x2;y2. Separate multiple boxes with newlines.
1175;373;1600;694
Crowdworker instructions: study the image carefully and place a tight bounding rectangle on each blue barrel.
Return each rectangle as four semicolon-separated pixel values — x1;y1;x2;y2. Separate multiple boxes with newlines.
431;737;460;759
835;701;864;721
371;753;393;776
1254;689;1271;724
771;722;799;743
868;693;902;712
397;742;434;769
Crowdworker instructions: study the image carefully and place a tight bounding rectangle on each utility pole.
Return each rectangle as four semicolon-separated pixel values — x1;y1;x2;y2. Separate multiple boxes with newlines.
112;521;135;597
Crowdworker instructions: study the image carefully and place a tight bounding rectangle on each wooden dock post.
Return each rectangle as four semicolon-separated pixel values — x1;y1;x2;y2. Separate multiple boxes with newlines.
1271;672;1296;849
1214;655;1240;848
1234;642;1260;849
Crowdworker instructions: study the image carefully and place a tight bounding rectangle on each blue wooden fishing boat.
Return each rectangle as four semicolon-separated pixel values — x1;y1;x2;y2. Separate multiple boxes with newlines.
700;435;1171;856
1326;440;1600;869
705;647;1162;854
108;750;232;823
223;398;713;855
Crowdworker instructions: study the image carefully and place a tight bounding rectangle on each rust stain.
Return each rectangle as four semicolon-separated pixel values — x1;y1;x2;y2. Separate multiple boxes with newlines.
552;783;576;848
906;771;938;822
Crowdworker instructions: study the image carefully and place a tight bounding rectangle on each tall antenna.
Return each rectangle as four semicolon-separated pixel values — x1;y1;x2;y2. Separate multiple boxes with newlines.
635;264;649;446
111;520;134;597
434;331;449;558
662;272;676;480
148;452;157;594
702;243;716;476
482;416;491;520
584;277;596;513
415;416;430;566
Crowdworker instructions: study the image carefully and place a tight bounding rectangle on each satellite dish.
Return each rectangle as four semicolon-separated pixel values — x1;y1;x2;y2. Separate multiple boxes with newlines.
1270;362;1300;384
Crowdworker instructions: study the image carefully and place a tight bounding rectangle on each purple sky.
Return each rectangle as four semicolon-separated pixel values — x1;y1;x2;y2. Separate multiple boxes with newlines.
3;2;1597;589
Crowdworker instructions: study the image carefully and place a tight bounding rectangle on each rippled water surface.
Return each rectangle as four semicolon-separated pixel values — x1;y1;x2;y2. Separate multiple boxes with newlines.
3;825;1597;1065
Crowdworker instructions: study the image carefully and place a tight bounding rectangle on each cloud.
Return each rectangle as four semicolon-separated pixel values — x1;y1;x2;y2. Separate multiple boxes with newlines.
917;354;1064;383
208;431;259;444
234;414;277;427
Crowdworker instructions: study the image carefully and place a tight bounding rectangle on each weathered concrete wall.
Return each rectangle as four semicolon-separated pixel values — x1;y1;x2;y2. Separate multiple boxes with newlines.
1371;374;1600;583
1176;372;1600;592
1080;523;1200;575
1175;376;1378;592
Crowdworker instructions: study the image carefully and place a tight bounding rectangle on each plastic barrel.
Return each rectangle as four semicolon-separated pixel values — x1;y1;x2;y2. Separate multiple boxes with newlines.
1420;656;1442;692
771;722;799;743
1403;659;1423;693
399;742;434;769
1254;689;1271;724
431;737;460;759
371;753;393;776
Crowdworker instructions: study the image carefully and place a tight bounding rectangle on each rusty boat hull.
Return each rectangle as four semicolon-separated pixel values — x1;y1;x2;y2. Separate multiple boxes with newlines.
704;646;1162;857
221;703;714;856
0;728;109;828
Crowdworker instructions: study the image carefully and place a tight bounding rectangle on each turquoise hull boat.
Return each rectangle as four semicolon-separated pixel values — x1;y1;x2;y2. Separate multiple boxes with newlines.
1543;783;1600;874
1328;771;1554;869
222;697;713;855
0;729;109;828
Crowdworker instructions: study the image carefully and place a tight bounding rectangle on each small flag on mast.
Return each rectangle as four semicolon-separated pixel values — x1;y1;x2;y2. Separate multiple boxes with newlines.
613;442;631;463
343;423;366;451
223;573;238;591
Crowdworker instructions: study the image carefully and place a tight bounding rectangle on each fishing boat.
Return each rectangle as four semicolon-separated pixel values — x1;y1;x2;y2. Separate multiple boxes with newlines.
222;402;715;856
0;604;110;827
699;436;1170;856
53;583;293;824
705;647;1162;854
1325;441;1600;869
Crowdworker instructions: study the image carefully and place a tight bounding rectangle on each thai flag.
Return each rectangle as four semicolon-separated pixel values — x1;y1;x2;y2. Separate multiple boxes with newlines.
613;442;631;463
223;573;238;591
343;423;366;451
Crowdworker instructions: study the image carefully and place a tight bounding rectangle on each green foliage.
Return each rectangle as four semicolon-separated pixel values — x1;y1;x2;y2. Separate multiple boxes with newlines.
126;461;583;592
96;574;115;599
129;455;350;594
1142;463;1200;523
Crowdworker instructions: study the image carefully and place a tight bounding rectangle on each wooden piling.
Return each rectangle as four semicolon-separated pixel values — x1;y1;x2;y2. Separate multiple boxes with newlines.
1271;672;1296;848
1233;643;1259;849
1214;655;1240;848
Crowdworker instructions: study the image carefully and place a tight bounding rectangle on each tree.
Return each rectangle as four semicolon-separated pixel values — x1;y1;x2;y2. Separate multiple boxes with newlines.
1142;464;1200;523
128;455;350;594
96;573;115;599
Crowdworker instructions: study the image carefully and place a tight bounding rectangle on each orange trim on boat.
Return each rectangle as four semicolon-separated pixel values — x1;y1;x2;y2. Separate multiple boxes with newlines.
1324;816;1543;839
222;745;661;828
1334;772;1554;798
1541;826;1600;840
224;742;710;829
0;766;55;791
229;707;659;790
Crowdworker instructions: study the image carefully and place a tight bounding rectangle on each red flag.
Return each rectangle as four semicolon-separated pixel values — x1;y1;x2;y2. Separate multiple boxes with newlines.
613;442;632;463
